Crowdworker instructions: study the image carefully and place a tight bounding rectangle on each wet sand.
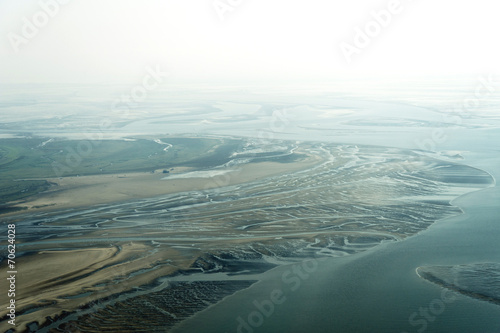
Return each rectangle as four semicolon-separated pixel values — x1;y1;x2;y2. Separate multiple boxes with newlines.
1;142;493;333
0;243;194;332
8;151;319;215
0;150;322;332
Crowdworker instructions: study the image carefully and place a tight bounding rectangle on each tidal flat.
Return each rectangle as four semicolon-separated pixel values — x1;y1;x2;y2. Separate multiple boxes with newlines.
417;263;500;306
0;136;493;332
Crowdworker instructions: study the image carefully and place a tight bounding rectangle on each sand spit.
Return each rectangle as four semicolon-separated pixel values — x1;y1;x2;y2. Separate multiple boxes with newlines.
8;151;318;215
417;263;500;306
0;143;493;332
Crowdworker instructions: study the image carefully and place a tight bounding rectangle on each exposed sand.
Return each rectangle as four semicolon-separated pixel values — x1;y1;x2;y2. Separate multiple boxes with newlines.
0;242;196;332
9;151;321;215
0;150;323;331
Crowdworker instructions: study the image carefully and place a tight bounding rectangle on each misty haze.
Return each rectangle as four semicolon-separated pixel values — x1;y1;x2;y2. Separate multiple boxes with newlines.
1;1;500;333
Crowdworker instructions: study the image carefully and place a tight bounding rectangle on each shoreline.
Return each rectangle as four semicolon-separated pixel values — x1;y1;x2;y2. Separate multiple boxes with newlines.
2;144;496;332
171;157;498;332
2;150;320;218
0;151;323;332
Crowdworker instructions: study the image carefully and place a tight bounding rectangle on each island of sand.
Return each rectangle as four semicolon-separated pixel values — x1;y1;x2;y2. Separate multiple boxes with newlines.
0;136;494;332
417;263;500;306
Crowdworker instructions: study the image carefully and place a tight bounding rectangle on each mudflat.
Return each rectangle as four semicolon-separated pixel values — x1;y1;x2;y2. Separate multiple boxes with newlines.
9;152;318;214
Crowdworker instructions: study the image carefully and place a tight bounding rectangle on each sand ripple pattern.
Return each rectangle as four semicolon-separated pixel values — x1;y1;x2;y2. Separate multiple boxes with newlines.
1;142;493;332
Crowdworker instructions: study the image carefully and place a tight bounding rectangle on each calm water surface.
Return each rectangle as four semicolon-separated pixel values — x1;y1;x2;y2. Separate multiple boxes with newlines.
174;133;500;333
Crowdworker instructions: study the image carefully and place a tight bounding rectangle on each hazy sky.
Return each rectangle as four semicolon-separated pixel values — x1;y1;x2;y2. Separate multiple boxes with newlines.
0;0;499;84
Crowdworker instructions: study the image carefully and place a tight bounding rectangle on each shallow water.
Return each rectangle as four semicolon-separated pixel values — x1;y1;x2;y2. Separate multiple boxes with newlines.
3;83;500;332
173;133;500;333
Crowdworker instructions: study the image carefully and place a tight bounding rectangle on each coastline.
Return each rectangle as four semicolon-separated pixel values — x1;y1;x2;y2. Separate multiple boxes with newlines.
170;156;499;333
0;151;322;332
3;150;320;217
2;143;496;333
